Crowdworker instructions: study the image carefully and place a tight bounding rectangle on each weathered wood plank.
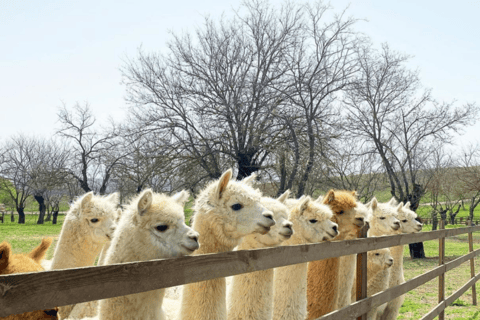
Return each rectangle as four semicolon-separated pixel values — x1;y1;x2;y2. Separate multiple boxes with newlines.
468;231;477;305
439;220;445;320
356;224;368;320
316;247;480;320
1;226;480;317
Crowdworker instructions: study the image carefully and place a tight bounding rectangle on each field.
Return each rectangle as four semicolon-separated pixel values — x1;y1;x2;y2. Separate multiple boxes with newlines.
1;215;480;319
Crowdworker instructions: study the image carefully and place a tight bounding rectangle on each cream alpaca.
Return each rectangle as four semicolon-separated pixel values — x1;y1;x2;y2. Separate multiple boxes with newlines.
379;201;422;320
273;196;338;320
178;169;275;320
366;248;394;320
227;191;293;320
97;189;199;320
50;192;119;319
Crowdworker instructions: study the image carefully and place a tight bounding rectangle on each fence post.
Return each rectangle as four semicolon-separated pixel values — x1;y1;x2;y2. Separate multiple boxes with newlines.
468;224;477;306
439;220;445;320
356;223;369;320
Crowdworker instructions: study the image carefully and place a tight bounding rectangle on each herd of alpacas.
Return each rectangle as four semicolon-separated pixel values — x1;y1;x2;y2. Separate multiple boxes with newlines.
0;169;423;320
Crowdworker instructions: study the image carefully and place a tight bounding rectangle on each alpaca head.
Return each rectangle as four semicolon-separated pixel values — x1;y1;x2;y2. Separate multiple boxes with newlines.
367;248;394;270
124;189;199;258
367;197;401;235
192;169;275;246
69;191;119;243
396;201;423;233
0;239;58;319
322;190;366;239
289;196;338;243
247;191;294;247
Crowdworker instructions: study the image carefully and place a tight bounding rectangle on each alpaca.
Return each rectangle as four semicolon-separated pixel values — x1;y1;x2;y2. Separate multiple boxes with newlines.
49;192;119;320
272;196;339;320
366;248;394;320
97;189;199;320
227;191;293;320
178;169;276;320
306;190;367;319
0;239;58;319
378;201;422;320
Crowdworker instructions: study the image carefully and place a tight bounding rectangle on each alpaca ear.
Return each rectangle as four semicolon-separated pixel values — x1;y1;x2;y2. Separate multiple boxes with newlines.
277;190;291;204
323;190;335;204
216;169;232;199
79;192;94;214
105;192;119;205
137;190;153;216
404;201;411;210
0;242;11;272
387;197;397;206
241;173;257;187
315;195;324;203
115;208;122;223
396;202;403;212
351;191;358;198
369;197;378;210
28;238;52;263
172;190;190;207
298;196;311;215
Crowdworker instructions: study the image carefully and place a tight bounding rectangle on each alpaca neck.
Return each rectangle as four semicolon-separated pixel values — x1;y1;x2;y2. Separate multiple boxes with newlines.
228;236;275;320
51;219;104;269
273;261;308;320
194;214;240;254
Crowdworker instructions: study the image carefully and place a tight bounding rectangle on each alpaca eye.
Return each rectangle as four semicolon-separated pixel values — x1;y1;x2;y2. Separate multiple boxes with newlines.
90;218;99;223
309;219;317;223
402;220;407;223
156;225;168;232
375;253;380;256
379;217;385;220
338;210;344;214
231;204;243;211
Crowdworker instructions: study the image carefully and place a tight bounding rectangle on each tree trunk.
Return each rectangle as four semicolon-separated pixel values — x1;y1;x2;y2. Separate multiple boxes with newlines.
52;210;59;224
10;210;15;222
236;149;260;180
297;121;314;197
407;187;426;259
432;211;438;231
17;207;25;224
35;195;46;225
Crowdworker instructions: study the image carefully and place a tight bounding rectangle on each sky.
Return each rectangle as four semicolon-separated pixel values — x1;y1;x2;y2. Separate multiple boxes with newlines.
1;0;479;148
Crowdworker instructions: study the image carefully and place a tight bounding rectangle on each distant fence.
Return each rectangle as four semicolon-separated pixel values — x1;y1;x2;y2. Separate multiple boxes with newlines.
1;225;479;319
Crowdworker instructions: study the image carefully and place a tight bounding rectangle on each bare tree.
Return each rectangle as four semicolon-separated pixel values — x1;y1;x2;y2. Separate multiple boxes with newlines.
457;144;480;224
57;103;126;194
344;44;479;257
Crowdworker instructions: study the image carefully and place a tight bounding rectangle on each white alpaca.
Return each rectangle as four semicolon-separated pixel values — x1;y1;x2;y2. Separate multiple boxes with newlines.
227;191;293;320
366;248;394;320
177;169;276;320
49;192;119;320
97;189;199;320
273;196;338;320
378;201;422;320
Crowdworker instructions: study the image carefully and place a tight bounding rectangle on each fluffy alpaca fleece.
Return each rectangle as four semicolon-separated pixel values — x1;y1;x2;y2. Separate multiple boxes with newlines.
49;192;119;320
0;239;58;319
306;190;367;319
178;169;275;320
378;201;422;320
227;191;293;320
366;248;394;320
272;196;338;320
97;189;199;320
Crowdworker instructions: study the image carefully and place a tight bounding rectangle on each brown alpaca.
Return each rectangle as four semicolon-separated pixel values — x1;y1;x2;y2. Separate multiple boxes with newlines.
0;239;58;320
306;190;367;319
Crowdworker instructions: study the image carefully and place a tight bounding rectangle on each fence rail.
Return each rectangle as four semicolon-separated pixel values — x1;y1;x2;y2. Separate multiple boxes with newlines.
1;226;479;318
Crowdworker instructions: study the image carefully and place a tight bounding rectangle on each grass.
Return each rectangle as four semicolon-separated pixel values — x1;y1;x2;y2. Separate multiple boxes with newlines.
2;216;480;319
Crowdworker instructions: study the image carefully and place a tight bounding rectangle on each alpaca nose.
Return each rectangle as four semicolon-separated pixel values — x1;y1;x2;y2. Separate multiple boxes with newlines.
332;225;338;235
355;217;365;227
283;222;293;230
263;212;274;221
392;221;400;230
388;258;394;266
188;231;200;243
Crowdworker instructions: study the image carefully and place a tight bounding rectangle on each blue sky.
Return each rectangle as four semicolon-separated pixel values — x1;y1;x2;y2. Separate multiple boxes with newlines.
1;0;479;148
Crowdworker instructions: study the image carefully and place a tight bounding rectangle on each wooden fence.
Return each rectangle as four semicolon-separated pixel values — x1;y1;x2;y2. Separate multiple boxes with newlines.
1;225;479;319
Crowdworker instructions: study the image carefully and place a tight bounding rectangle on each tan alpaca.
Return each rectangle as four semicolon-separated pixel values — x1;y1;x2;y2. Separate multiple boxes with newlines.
227;191;293;320
272;196;338;320
0;238;58;320
366;248;394;320
378;201;422;320
178;169;276;320
97;189;199;320
49;192;119;319
306;190;366;319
